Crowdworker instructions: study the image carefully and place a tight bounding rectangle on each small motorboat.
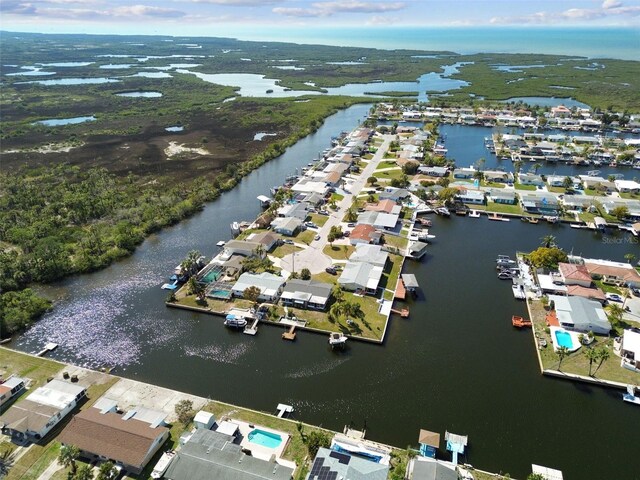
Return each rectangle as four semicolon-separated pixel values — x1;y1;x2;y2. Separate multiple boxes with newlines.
151;451;176;479
496;259;517;269
511;284;526;300
469;210;481;218
435;206;451;217
512;315;532;327
623;385;640;405
329;332;348;348
498;271;515;280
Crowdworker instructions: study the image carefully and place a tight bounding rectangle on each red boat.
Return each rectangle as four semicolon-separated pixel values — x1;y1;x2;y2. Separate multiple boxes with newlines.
512;315;532;328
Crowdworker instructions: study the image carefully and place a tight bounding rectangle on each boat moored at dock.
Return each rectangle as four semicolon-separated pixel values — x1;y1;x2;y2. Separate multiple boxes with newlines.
623;385;640;405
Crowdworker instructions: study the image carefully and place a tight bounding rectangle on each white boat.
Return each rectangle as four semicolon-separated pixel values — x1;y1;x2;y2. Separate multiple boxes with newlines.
623;385;640;405
224;314;248;328
230;221;240;237
329;332;348;347
511;282;526;300
151;451;176;479
469;210;481;218
496;255;512;262
216;240;226;247
417;231;436;241
435;207;451;217
498;271;515;280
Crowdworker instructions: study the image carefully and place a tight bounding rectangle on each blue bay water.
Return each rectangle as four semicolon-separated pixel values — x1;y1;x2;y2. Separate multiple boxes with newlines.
223;26;639;61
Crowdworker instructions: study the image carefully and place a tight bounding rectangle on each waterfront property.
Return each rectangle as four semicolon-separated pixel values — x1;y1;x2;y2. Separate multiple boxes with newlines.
307;447;389;480
280;279;333;311
58;398;170;474
547;295;611;335
583;258;640;288
407;456;458;480
164;428;294;480
0;375;26;408
232;272;285;302
0;379;86;442
338;262;384;294
349;244;389;268
549;326;582;352
620;329;640;372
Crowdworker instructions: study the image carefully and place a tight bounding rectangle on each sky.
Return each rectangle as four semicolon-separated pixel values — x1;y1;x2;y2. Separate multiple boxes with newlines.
1;0;640;37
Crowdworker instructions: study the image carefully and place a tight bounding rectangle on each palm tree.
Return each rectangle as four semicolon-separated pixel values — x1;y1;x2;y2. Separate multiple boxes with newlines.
624;253;637;265
74;464;94;480
584;347;599;376
606;303;624;329
532;163;542;175
58;445;80;475
540;235;557;248
556;346;569;371
0;447;16;477
96;461;119;480
594;346;611;375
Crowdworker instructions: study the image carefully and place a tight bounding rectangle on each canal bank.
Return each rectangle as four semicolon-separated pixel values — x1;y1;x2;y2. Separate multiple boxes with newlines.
11;106;640;479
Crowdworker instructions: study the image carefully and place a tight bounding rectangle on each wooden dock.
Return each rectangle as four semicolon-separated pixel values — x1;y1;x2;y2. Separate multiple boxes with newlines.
390;308;410;318
244;318;259;335
36;342;58;357
282;325;297;341
394;278;406;300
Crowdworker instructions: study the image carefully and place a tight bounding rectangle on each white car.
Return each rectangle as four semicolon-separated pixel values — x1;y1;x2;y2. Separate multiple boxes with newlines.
606;293;623;303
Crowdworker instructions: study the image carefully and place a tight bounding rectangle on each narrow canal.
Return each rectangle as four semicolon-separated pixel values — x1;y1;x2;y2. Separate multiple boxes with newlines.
13;105;639;479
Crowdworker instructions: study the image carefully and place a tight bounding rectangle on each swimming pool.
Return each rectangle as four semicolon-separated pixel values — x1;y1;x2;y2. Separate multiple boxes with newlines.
248;429;283;449
554;330;574;349
202;270;219;283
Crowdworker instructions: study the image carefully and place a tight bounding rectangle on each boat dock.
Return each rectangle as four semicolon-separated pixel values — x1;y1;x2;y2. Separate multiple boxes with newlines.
390;308;410;318
36;342;58;357
276;403;294;418
244;318;259;335
445;431;468;466
394;278;406;300
282;325;297;341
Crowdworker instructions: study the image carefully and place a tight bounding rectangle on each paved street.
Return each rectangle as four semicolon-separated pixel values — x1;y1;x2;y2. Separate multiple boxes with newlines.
279;134;394;274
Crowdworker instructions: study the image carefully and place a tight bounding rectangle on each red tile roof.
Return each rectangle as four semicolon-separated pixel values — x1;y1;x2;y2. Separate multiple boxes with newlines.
566;285;606;301
559;263;592;283
350;224;377;242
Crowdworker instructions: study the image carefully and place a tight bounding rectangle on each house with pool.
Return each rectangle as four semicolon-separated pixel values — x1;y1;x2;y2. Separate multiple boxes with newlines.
621;329;640;372
548;295;611;335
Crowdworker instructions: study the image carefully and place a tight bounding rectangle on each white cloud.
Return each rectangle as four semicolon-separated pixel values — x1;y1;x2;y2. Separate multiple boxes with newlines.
490;1;640;25
3;2;187;19
274;1;406;18
188;0;281;5
602;0;623;9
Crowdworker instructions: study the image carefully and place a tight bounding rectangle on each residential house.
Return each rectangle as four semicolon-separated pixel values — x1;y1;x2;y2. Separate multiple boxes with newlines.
518;173;545;187
164;429;293;480
247;232;279;252
232;272;285;302
337;262;384;294
484;170;513;184
457;189;485;205
566;285;606;304
561;196;593;212
584;259;640;287
547;175;579;188
365;199;402;215
271;217;303;237
489;189;517;205
0;379;86;442
290;178;330;196
621;329;640;371
601;199;640;220
277;203;308;221
349;224;382;245
306;448;388;480
615;180;640;194
378;187;410;202
0;376;26;408
547;295;611;335
58;399;169;475
349;244;389;268
301;192;325;208
580;176;616;192
418;166;448;177
558;263;592;287
280;279;333;311
452;168;476;180
520;193;559;214
357;211;400;230
222;240;263;259
323;171;342;187
407;457;458;480
551;105;572;118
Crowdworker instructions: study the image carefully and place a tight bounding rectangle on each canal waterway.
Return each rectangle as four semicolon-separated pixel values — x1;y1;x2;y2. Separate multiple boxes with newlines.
12;104;640;479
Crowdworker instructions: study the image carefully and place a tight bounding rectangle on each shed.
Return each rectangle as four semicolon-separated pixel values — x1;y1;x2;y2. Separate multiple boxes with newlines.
193;411;215;430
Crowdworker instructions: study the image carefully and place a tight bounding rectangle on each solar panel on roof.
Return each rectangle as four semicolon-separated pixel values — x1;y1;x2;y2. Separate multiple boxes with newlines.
310;457;324;476
329;450;351;464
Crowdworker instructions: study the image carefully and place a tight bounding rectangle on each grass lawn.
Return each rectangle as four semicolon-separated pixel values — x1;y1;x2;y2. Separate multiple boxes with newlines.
270;244;302;259
308;213;329;227
483;181;505;189
311;272;340;284
330;192;344;203
548;186;566;193
377;160;398;169
323;244;355;260
584;188;606;197
482;203;523;215
594;280;622;295
0;348;64;392
382;234;408;250
379;254;403;291
7;442;62;480
295;230;316;245
236;228;268;241
174;294;253;313
362;153;373;160
373;169;404;181
514;184;536;191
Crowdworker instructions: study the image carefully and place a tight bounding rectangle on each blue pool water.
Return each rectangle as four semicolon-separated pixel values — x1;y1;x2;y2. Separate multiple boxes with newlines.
248;429;282;449
555;330;574;349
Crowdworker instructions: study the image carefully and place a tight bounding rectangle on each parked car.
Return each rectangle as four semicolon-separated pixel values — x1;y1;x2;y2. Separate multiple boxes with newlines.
347;223;356;227
631;287;640;297
325;266;337;275
606;292;623;303
314;234;321;241
284;239;294;245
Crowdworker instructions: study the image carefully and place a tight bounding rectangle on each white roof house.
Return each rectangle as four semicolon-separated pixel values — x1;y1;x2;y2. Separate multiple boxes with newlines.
357;211;400;230
338;262;384;294
614;179;640;193
621;329;640;371
548;295;611;335
232;272;285;302
349;244;389;267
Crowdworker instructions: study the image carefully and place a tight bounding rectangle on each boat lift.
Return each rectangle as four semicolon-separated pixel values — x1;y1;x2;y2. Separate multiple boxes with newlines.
445;431;468;466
